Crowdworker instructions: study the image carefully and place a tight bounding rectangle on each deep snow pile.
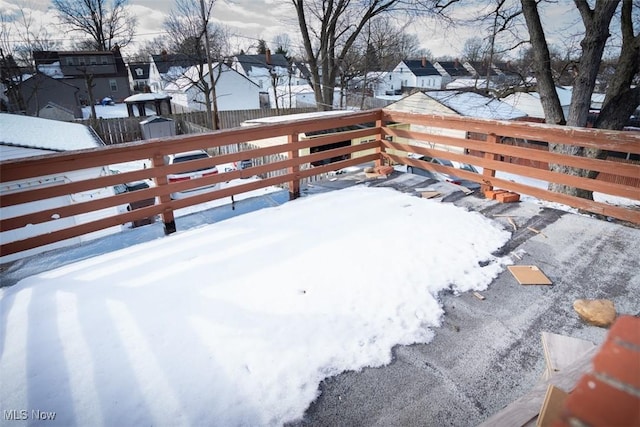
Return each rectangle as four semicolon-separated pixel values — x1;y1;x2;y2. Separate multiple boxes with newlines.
0;186;510;426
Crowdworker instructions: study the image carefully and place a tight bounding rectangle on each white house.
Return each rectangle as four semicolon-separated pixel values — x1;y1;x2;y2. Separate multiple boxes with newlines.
164;62;261;112
390;58;443;92
0;114;121;263
148;53;201;93
232;51;292;91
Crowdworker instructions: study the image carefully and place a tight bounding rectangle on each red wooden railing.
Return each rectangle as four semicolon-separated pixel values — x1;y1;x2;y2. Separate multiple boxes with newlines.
1;109;639;260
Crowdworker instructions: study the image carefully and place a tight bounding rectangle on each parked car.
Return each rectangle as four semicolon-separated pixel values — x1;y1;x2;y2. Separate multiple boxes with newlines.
166;150;219;199
234;159;253;170
406;155;481;189
113;180;156;227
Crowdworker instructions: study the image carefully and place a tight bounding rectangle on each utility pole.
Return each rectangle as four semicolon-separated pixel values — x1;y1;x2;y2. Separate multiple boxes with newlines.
200;0;219;130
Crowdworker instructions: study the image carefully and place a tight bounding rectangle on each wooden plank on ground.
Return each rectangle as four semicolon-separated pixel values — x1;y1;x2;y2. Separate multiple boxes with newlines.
421;191;442;199
536;385;568;427
541;332;596;379
508;265;553;285
477;345;599;427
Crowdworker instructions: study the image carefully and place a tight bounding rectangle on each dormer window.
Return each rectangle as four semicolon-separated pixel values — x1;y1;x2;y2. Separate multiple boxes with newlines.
136;68;143;76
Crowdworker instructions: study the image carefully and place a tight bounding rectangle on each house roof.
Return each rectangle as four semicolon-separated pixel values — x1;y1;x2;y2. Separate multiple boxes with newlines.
435;61;471;77
424;90;527;120
163;62;258;92
386;90;527;120
0;114;104;154
402;59;440;77
33;49;128;78
234;53;290;75
151;54;202;74
128;62;150;80
465;61;499;77
500;86;572;119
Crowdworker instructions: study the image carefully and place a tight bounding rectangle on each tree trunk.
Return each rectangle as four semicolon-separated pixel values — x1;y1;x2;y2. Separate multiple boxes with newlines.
521;0;620;199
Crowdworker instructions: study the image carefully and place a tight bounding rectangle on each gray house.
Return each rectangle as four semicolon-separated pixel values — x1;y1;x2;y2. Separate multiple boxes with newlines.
14;73;82;118
33;47;131;106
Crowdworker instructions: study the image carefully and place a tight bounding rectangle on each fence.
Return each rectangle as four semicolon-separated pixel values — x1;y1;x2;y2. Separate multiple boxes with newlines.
2;109;639;260
79;107;319;145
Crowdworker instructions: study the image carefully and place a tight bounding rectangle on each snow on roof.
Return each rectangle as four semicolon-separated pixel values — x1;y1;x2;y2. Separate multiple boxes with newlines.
37;61;64;78
501;87;572;119
124;93;172;102
424;90;527;120
0;114;103;154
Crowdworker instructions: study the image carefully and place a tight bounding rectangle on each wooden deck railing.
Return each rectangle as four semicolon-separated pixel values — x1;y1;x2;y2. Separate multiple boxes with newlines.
1;109;639;260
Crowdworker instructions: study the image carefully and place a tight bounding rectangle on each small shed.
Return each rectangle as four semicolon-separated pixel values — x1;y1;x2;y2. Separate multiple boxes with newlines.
124;93;173;117
0;114;122;263
140;116;176;139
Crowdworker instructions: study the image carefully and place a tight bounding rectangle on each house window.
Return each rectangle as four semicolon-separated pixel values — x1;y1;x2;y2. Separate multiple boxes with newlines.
135;68;143;76
421;79;424;86
78;57;86;66
66;57;74;66
101;56;108;65
389;74;392;81
90;57;97;65
109;79;118;92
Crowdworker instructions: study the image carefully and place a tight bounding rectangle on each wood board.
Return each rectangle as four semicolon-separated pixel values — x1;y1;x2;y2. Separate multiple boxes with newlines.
536;385;568;427
541;332;596;379
508;265;552;285
421;191;442;199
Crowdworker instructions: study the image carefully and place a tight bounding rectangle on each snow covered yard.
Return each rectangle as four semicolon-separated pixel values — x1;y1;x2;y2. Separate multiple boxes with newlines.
0;186;511;426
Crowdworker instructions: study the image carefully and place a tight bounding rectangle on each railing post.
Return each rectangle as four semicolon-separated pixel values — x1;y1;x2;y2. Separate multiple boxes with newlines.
152;153;176;235
481;133;499;194
375;116;383;167
288;132;300;200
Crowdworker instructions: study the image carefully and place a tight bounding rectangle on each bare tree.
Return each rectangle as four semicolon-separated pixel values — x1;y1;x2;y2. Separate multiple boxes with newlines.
51;0;137;51
521;0;639;200
164;0;230;129
461;37;487;62
293;0;406;111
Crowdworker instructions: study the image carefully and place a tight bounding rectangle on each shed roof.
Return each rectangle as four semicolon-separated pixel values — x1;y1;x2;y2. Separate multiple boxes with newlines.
0;114;104;154
424;90;527;120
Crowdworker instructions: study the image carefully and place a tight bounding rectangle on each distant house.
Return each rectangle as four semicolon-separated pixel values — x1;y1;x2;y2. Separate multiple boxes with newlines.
164;62;261;112
269;84;341;109
33;47;131;105
385;90;527;154
127;62;151;92
389;58;443;93
433;60;472;88
232;50;291;90
13;73;82;118
0;113;122;263
149;53;201;93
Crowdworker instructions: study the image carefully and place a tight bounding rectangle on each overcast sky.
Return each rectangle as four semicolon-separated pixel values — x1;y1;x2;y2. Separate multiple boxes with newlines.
1;0;586;60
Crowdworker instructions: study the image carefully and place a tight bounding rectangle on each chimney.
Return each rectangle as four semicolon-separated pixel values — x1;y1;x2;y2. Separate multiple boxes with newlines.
265;49;271;65
421;56;426;68
454;58;459;68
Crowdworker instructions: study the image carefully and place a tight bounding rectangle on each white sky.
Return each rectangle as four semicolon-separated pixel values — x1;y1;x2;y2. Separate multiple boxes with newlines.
0;185;511;426
0;0;586;60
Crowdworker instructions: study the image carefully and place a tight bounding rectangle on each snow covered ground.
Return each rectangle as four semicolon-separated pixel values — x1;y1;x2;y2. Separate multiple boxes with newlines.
0;186;511;426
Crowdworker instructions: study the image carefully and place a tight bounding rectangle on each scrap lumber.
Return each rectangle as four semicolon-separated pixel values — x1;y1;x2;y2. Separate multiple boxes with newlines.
536;385;569;427
508;217;518;231
527;226;548;238
541;332;596;381
477;345;599;427
508;265;553;285
421;191;442;199
473;292;486;300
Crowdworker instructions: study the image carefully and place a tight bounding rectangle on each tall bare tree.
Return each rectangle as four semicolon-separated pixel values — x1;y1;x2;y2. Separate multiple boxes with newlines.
521;0;639;199
164;0;229;129
51;0;137;51
293;0;406;110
